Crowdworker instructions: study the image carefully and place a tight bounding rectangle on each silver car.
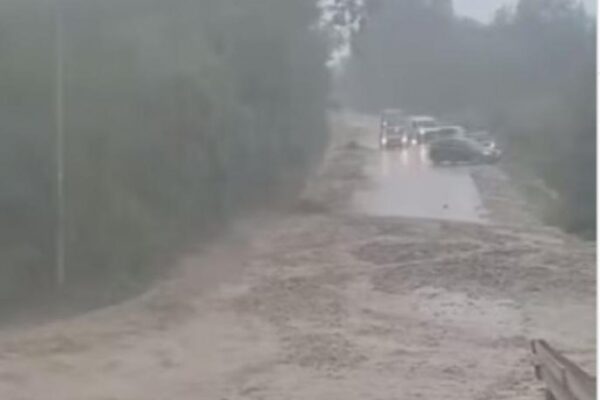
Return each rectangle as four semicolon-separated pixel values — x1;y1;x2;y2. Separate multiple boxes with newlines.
406;115;438;144
421;125;465;143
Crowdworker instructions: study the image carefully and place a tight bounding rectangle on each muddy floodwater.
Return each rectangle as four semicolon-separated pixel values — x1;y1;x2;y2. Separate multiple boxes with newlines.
353;142;487;222
0;114;593;400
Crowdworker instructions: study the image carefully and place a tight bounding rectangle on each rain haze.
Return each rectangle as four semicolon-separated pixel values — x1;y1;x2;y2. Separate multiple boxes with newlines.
0;0;595;399
454;0;597;22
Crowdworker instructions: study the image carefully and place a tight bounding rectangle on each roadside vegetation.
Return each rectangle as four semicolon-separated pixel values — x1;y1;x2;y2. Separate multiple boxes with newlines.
340;0;596;238
0;0;330;307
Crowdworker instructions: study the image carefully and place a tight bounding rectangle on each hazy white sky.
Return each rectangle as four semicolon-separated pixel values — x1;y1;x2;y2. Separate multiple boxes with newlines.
453;0;597;23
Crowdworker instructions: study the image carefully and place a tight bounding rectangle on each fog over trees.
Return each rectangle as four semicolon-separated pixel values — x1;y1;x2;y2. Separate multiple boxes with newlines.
0;0;595;311
339;0;596;238
0;0;330;306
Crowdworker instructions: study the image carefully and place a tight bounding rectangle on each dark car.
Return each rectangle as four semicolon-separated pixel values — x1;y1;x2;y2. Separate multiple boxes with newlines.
379;109;408;148
429;137;501;165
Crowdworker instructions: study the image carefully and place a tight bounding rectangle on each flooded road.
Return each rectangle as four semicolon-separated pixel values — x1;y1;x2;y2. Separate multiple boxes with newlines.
352;118;486;222
0;113;594;400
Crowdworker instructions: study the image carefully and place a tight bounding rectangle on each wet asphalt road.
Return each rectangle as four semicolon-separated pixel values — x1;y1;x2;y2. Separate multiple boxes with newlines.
350;115;486;223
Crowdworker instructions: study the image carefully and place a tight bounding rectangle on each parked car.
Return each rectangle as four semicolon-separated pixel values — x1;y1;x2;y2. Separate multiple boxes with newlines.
420;125;465;143
379;109;409;148
406;115;438;144
429;137;501;165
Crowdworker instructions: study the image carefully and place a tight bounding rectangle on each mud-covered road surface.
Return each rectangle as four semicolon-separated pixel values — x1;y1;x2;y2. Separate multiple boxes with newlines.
0;113;595;400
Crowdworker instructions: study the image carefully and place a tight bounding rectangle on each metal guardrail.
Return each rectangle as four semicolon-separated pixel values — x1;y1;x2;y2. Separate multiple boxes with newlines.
531;339;596;400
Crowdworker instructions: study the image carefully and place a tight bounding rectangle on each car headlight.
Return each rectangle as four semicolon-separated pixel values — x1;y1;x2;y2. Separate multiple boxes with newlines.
381;136;388;145
402;135;408;144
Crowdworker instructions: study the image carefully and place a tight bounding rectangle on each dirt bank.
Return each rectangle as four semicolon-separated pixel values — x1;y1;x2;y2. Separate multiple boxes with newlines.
0;113;594;400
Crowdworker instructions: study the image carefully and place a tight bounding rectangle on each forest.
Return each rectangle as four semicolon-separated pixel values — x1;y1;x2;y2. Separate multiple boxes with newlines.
0;0;330;306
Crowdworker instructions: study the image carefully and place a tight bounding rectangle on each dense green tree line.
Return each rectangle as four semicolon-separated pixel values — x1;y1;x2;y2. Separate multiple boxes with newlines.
341;0;595;237
0;0;330;304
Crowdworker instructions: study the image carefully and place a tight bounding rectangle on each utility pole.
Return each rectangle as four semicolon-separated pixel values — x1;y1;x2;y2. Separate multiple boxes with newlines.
55;1;66;287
